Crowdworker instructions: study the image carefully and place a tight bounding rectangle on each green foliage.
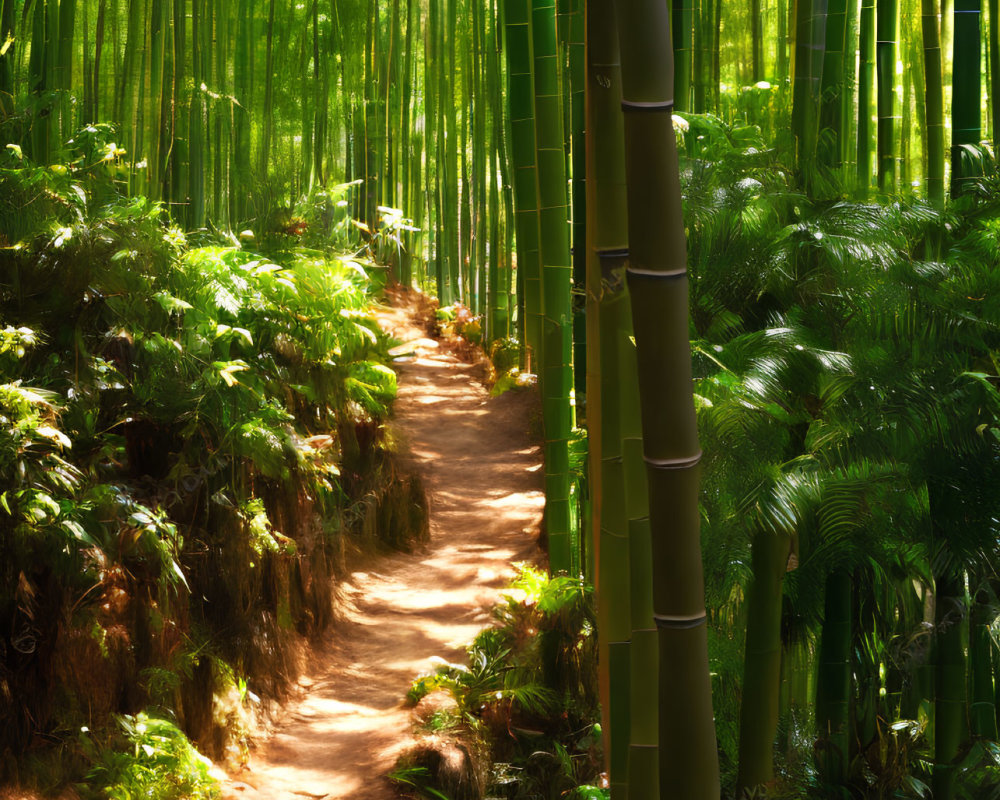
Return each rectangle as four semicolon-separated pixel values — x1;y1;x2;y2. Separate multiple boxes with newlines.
682;114;1000;797
388;765;453;800
81;713;219;800
403;565;601;799
0;137;414;787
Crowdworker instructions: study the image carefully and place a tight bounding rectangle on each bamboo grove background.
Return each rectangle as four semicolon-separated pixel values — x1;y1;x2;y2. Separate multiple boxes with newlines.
4;0;1000;297
7;0;1000;798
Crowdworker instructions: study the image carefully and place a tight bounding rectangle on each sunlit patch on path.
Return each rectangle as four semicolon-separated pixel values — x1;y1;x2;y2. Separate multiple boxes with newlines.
221;290;544;800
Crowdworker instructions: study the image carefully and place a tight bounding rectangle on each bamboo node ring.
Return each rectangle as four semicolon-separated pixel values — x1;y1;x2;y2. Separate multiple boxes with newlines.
653;613;707;630
626;266;687;278
620;99;674;112
644;452;702;470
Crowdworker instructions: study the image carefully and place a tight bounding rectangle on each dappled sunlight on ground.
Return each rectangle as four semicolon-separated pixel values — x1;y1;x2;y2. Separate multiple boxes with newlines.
221;289;543;800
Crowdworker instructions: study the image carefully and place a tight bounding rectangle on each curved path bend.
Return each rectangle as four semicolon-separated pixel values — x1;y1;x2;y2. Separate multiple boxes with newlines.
223;291;544;800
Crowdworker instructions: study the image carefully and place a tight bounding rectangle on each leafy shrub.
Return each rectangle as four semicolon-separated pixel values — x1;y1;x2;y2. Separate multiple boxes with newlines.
81;713;219;800
0;132;425;789
402;565;602;799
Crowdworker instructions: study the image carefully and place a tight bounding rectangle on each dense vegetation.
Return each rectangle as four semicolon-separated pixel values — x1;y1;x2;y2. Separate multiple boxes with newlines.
0;131;427;793
5;0;1000;798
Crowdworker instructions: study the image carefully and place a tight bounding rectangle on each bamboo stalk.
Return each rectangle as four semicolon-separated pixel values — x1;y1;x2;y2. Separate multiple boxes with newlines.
814;568;852;787
876;0;898;190
532;0;574;573
614;0;720;795
951;0;982;196
858;0;876;189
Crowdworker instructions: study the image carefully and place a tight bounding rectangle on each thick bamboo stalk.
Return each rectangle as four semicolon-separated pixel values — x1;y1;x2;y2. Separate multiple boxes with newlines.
212;0;229;226
791;0;828;173
260;0;277;177
569;0;585;407
814;567;852;787
752;0;763;80
876;0;898;190
672;0;693;111
923;0;945;204
585;0;630;785
736;529;791;793
692;0;708;111
951;0;982;196
400;0;416;284
445;0;460;299
858;0;876;188
148;0;166;200
28;0;50;162
598;293;633;797
55;0;77;139
933;570;968;800
821;0;849;168
613;0;720;795
503;0;543;360
532;0;574;573
188;0;205;227
0;0;14;116
777;0;790;83
170;0;189;212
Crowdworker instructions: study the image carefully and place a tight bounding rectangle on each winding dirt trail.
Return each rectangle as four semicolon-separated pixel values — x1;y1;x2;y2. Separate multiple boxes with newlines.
223;291;544;800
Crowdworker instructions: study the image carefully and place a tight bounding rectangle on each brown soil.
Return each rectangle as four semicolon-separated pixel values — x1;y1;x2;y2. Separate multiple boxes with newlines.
221;288;544;800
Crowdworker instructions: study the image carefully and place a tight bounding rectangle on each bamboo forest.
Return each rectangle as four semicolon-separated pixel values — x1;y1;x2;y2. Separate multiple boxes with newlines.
6;0;1000;797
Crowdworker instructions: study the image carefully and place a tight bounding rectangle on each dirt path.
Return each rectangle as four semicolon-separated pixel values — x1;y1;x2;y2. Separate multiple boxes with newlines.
223;291;544;800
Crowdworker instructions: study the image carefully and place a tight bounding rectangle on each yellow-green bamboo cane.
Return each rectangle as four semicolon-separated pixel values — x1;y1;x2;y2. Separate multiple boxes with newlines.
503;0;544;364
532;0;574;573
585;0;632;789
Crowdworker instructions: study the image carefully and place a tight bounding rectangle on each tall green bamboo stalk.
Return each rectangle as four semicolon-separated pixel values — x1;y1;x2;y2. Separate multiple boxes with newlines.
777;0;790;84
858;0;876;188
876;0;898;190
736;528;791;793
672;0;693;111
951;0;982;196
821;0;848;168
504;0;543;361
923;0;945;204
614;0;720;795
192;0;210;225
585;0;631;787
28;0;51;162
791;0;828;174
814;568;852;787
532;0;574;574
0;0;14;116
932;570;968;800
170;0;189;211
568;0;586;406
752;0;763;80
55;0;77;140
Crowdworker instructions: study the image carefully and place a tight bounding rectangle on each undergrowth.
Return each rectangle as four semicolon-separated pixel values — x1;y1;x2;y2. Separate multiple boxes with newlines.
394;564;607;800
0;127;428;794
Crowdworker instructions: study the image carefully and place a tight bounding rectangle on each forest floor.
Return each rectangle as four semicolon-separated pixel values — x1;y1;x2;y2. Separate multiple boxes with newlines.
220;288;545;800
